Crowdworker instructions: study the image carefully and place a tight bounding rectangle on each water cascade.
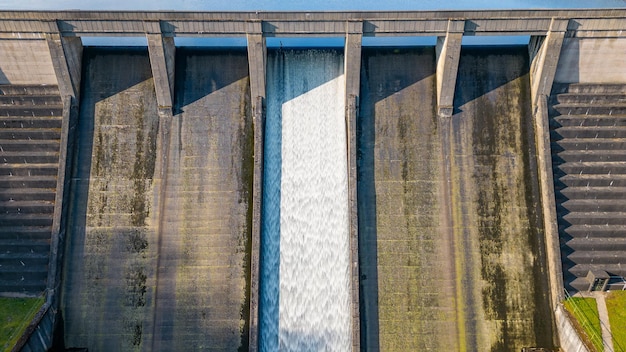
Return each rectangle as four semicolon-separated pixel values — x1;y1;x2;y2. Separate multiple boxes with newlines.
259;49;351;351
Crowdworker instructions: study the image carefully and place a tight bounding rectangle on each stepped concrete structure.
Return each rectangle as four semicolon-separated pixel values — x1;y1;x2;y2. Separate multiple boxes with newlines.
0;9;624;352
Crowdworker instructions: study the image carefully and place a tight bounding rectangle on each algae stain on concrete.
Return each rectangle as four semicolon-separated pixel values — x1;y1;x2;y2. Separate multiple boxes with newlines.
63;49;160;351
452;47;555;351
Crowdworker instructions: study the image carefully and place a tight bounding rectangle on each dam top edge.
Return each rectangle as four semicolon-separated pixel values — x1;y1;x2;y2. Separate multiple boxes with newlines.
1;9;626;18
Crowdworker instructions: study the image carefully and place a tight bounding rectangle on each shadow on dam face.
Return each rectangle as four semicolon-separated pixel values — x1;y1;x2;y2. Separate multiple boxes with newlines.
61;47;253;351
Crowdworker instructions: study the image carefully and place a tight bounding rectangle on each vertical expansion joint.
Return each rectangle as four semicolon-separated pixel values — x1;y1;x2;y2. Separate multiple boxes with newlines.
142;20;162;34
346;19;363;35
246;19;264;35
446;18;466;33
39;19;61;34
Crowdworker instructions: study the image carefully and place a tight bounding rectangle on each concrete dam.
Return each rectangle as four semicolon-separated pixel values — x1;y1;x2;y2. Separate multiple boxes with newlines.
0;9;625;352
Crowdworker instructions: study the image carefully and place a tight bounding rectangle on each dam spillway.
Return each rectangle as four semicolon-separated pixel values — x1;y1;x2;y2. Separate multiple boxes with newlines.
1;9;626;352
260;49;350;351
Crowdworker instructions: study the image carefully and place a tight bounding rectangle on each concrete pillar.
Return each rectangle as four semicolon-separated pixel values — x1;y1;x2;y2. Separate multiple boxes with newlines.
45;31;83;100
344;19;362;352
44;24;84;345
435;20;464;117
146;27;176;114
533;95;565;311
246;24;266;352
529;18;567;107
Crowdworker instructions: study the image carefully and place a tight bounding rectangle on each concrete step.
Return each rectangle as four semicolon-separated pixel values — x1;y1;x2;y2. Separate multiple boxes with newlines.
0;107;63;117
551;126;626;139
555;161;626;174
559;211;626;225
0;152;59;164
561;225;626;239
557;186;626;200
555;93;626;105
551;139;626;152
0;260;48;274
565;237;626;251
0;139;60;152
0;128;61;140
0;226;51;240
560;84;626;95
566;264;626;279
0;95;62;106
0;270;48;283
559;199;626;212
0;85;60;96
552;104;626;116
567;277;593;292
0;280;46;296
555;174;626;188
0;175;57;188
566;250;626;264
0;117;62;129
552;150;626;163
0;240;50;255
0;213;53;227
0;164;59;177
551;115;626;128
0;251;49;267
0;200;55;214
0;189;55;202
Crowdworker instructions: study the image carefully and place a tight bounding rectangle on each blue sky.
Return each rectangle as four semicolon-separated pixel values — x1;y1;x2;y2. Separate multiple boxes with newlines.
1;0;625;11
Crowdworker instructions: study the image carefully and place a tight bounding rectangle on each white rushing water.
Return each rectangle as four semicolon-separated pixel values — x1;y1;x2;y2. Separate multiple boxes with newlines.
260;50;351;351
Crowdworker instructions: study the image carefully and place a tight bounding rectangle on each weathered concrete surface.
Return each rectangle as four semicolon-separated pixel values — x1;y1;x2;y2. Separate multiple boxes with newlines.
554;38;626;84
345;20;363;352
151;48;252;351
358;48;458;351
61;48;160;351
246;32;265;352
447;46;556;351
0;40;57;85
61;47;252;351
435;20;463;117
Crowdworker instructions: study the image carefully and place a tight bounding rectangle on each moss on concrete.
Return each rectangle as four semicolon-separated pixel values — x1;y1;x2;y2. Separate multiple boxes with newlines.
0;297;44;352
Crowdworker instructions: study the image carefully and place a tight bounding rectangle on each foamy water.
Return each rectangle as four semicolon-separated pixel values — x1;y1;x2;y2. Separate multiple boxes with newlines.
260;50;351;351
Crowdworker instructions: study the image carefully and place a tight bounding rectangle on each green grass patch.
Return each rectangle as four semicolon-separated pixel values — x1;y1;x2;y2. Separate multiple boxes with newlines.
0;297;45;352
564;297;603;352
606;291;626;352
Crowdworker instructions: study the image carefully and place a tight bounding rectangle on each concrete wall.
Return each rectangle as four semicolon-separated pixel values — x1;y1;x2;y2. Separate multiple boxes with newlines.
58;47;253;352
554;38;626;84
357;48;456;351
61;48;161;351
151;48;252;351
555;305;591;352
446;46;556;351
0;39;57;85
